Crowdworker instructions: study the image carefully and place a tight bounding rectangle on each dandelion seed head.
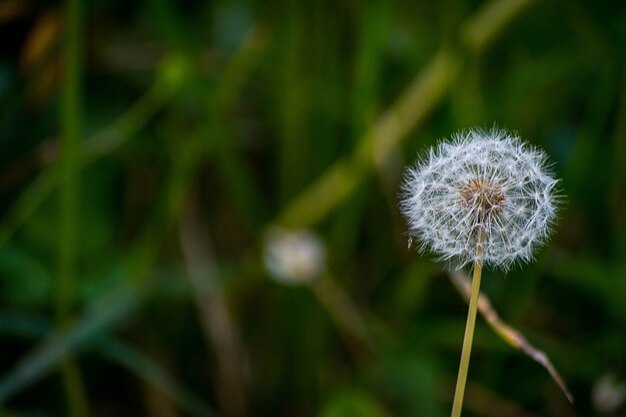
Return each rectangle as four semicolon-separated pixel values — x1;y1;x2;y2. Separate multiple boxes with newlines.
593;374;626;414
400;128;560;271
263;227;326;284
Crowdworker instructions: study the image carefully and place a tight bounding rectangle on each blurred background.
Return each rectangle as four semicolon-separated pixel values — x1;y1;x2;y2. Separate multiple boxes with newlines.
0;0;625;416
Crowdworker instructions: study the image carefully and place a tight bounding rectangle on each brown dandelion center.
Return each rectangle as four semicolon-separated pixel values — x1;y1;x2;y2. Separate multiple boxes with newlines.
458;178;506;219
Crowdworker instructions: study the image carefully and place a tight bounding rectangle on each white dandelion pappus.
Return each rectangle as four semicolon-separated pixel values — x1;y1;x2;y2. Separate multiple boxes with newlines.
401;128;559;270
263;227;326;284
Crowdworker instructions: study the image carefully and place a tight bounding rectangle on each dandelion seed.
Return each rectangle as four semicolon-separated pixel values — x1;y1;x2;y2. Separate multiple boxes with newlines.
400;127;559;271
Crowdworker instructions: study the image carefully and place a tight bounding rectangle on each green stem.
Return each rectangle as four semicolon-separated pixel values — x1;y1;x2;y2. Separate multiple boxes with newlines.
450;259;482;417
59;0;90;414
59;0;81;320
60;359;90;417
310;275;375;355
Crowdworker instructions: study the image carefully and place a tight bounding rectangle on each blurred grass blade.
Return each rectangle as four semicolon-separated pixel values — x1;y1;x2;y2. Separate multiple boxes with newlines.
275;0;538;229
0;284;140;404
180;197;246;417
58;0;90;412
310;274;375;356
449;271;574;403
461;0;538;53
276;50;459;228
0;56;186;249
97;337;216;417
0;312;215;416
58;0;82;322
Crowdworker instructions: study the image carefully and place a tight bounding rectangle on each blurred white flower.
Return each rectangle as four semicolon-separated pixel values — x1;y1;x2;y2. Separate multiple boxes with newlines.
400;128;559;270
263;228;326;284
593;374;626;414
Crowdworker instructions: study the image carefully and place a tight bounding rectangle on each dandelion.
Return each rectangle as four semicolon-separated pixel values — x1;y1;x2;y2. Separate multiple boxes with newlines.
593;374;626;414
400;128;560;417
263;227;326;285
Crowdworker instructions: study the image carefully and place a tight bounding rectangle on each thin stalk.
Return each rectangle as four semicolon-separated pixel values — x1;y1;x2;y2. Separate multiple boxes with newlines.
450;258;483;417
310;274;375;356
58;0;89;414
59;0;81;322
60;359;90;417
179;198;246;417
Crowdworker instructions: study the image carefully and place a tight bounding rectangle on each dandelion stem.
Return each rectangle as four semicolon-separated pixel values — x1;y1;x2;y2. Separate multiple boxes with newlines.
451;242;483;417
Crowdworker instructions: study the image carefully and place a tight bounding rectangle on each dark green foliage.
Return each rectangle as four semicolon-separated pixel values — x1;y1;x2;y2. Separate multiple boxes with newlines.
0;0;625;416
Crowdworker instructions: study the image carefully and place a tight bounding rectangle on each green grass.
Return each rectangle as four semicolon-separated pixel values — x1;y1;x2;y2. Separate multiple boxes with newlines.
0;0;625;416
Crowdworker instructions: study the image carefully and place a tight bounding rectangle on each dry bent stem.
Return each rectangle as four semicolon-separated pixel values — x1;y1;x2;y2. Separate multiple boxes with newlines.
451;258;483;417
449;270;573;403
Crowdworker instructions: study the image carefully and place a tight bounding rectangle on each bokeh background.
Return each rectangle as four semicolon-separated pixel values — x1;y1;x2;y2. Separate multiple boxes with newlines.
1;0;625;416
